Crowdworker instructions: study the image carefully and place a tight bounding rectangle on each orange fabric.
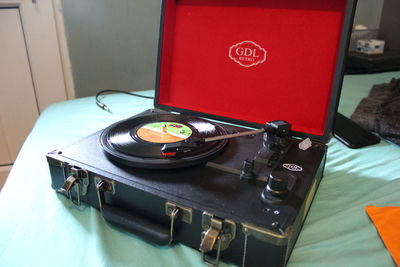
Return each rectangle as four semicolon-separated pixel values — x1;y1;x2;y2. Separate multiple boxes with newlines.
366;206;400;266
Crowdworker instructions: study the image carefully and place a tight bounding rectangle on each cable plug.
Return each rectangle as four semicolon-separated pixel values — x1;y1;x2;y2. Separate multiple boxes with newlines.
96;101;113;113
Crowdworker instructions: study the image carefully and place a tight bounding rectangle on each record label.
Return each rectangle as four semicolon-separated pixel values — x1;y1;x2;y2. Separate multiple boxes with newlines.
136;122;192;143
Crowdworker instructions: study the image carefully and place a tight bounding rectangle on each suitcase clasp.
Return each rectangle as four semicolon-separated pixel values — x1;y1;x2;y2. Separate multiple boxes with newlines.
58;166;89;206
200;212;236;266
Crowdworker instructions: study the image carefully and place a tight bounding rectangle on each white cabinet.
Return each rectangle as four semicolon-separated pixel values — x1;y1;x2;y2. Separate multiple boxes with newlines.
0;0;71;189
0;8;40;165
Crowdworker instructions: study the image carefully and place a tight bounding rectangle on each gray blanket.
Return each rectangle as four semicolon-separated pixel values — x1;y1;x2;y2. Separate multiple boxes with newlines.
351;78;400;145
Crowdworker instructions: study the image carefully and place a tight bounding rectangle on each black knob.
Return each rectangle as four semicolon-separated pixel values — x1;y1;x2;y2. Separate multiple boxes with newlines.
266;172;288;196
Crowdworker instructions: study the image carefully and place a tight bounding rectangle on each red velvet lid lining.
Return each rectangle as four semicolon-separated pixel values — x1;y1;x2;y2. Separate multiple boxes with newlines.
158;0;348;137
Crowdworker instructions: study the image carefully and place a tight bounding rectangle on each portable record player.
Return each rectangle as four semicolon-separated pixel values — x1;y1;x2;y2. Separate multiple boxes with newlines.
47;0;356;266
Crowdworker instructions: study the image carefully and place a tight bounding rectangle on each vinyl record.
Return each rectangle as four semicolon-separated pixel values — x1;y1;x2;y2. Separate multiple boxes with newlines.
100;112;228;169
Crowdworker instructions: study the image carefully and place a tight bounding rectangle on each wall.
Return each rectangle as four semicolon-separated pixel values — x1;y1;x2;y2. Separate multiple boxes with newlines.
61;0;161;97
353;0;384;29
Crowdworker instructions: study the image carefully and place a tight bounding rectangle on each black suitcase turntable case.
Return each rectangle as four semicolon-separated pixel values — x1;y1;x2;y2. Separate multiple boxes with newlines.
47;1;356;266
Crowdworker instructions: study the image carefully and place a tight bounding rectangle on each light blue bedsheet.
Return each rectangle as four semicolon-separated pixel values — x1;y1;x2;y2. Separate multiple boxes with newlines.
1;72;399;267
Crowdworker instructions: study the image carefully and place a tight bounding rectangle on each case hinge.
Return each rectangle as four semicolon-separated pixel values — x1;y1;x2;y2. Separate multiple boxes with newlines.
58;166;89;206
200;212;236;266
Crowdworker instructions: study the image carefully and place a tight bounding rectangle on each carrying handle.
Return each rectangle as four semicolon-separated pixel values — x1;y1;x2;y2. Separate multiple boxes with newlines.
96;179;179;246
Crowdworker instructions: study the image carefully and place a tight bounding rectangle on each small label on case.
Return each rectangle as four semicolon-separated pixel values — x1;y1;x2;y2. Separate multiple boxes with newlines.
229;40;267;67
282;163;303;172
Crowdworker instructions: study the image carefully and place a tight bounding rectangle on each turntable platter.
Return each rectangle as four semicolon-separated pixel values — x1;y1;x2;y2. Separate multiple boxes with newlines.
100;112;228;169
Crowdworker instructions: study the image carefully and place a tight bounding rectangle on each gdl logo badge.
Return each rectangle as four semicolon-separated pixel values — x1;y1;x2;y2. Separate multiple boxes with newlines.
282;163;303;172
229;40;267;67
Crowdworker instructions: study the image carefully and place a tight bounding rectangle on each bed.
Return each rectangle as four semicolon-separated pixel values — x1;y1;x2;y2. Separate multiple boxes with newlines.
1;71;399;267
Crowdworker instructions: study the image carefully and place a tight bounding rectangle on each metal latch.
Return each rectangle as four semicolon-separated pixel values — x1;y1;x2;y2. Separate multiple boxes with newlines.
58;166;89;206
165;201;193;224
95;176;116;210
200;212;236;266
165;201;193;245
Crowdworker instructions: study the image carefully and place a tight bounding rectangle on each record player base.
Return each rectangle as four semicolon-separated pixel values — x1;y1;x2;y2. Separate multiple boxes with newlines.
47;118;326;267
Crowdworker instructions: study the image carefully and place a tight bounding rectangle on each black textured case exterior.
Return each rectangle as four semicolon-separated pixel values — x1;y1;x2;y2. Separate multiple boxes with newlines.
47;110;327;267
